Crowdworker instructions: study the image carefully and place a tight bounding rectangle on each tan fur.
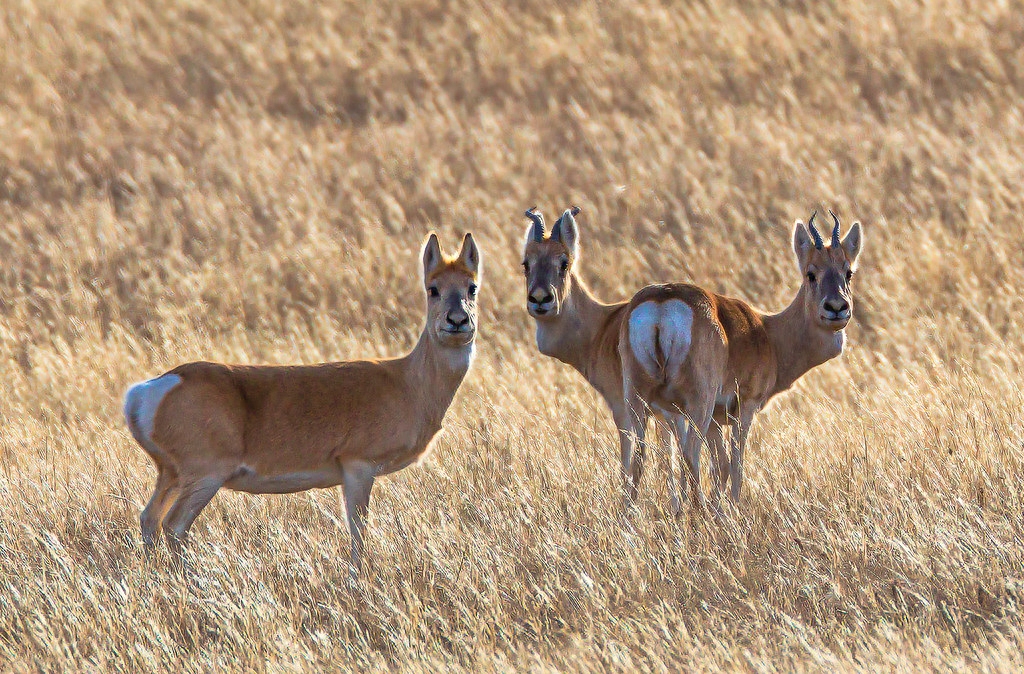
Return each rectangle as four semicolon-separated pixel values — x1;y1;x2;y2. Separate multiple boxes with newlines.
619;214;864;507
521;207;661;506
125;233;482;577
523;207;863;512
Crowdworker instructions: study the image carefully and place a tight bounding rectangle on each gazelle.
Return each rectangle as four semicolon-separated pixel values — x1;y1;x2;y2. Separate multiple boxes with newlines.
620;210;863;506
124;232;482;576
521;206;665;507
521;207;862;508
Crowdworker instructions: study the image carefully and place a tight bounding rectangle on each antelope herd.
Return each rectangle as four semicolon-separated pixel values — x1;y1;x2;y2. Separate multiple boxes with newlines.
125;208;864;576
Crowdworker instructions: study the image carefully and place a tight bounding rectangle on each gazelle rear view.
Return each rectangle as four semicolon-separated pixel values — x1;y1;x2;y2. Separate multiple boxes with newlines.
620;210;864;505
521;206;864;510
124;232;482;576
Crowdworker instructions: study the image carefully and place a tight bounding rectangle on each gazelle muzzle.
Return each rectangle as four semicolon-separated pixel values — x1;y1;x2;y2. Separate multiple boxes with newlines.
527;287;556;316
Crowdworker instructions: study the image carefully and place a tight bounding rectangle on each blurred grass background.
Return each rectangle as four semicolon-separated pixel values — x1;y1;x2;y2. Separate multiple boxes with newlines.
0;0;1023;670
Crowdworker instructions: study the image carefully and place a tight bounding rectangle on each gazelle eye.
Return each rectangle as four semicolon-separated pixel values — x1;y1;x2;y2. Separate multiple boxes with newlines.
806;272;817;284
845;269;854;282
468;284;478;297
428;287;440;298
559;259;569;274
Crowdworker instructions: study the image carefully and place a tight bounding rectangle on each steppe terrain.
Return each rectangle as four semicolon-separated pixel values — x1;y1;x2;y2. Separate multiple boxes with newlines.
1;0;1023;670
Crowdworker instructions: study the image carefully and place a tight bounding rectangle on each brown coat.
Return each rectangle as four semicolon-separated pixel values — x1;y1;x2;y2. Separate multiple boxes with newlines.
124;232;482;577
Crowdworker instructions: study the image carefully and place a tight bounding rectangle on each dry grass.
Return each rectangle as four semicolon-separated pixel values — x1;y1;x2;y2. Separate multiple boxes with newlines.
1;0;1024;670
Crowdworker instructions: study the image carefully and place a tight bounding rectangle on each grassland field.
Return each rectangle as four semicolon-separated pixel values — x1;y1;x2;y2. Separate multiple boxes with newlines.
1;0;1024;671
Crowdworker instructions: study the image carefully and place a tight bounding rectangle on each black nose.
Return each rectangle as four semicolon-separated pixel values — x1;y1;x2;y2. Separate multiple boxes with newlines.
529;290;554;305
447;312;469;328
824;298;849;314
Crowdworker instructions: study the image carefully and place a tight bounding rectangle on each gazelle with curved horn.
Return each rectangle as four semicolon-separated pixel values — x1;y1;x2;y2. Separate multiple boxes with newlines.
124;232;483;576
619;211;864;505
521;206;683;509
521;206;864;509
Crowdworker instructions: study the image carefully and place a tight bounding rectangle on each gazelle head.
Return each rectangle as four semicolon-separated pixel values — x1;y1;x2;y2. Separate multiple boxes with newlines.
422;232;481;348
793;210;864;332
521;206;581;319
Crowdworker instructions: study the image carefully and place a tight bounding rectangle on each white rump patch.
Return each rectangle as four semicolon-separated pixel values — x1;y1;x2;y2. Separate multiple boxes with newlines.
124;374;182;444
628;300;694;380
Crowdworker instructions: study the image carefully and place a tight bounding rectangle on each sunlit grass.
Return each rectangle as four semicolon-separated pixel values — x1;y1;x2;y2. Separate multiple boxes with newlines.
0;0;1023;670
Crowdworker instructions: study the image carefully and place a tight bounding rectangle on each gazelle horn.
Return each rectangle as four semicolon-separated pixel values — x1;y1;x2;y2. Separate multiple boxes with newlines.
829;209;841;248
807;210;824;250
524;207;545;242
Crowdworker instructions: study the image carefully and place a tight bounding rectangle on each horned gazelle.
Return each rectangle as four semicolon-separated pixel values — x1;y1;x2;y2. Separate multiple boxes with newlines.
521;206;662;508
522;207;863;508
124;232;482;576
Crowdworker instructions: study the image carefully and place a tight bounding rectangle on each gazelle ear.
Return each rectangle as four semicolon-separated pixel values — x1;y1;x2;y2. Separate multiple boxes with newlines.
551;206;581;257
792;220;813;268
422;232;443;278
458;232;481;274
842;222;863;266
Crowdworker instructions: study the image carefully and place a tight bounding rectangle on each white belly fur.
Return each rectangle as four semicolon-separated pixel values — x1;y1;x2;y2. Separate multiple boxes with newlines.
225;464;346;494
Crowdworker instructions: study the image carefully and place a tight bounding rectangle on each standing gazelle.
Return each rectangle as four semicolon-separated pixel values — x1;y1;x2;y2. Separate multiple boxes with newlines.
124;232;482;576
521;206;665;508
522;207;862;508
620;210;863;505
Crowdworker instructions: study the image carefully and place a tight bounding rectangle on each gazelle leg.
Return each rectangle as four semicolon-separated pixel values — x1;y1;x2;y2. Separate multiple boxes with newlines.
673;401;714;510
342;461;377;581
706;421;728;512
655;414;682;516
140;465;179;547
730;406;757;502
631;432;648;502
162;475;226;557
619;391;650;508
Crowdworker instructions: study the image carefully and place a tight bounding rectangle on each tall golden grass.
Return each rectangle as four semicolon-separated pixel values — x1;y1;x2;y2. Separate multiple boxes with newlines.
1;0;1023;669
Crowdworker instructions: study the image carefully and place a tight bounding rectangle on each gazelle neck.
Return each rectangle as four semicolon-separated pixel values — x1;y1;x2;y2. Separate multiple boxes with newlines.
534;274;614;374
403;329;475;413
762;287;845;398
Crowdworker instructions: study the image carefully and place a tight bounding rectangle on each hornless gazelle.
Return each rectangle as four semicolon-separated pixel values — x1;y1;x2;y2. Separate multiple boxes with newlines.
124;232;482;576
522;207;863;509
